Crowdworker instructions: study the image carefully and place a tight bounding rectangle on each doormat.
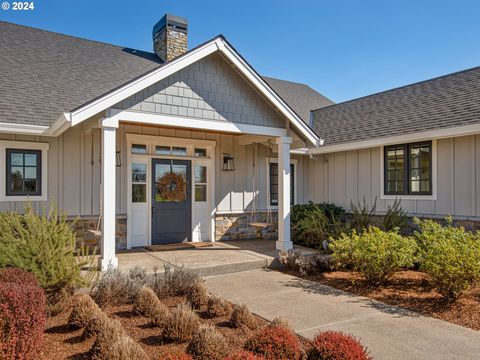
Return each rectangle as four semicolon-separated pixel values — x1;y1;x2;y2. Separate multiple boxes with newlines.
145;242;214;252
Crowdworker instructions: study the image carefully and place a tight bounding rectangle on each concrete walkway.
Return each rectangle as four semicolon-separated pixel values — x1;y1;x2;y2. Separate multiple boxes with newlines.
204;269;480;360
116;239;317;277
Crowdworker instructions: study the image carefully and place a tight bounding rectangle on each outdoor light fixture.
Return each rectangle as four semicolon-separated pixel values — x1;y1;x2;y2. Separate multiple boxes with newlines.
116;150;121;167
222;154;235;171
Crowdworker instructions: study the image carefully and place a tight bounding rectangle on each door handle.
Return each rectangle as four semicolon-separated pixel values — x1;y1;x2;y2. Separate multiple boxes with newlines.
151;206;155;215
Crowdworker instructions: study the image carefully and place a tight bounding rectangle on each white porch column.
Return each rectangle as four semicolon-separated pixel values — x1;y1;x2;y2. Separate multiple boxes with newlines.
276;136;293;251
99;117;119;271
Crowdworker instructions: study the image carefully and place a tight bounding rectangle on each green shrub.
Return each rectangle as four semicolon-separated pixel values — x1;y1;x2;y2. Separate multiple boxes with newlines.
414;217;480;301
329;227;417;285
383;198;408;232
0;205;95;305
291;202;348;249
350;196;377;232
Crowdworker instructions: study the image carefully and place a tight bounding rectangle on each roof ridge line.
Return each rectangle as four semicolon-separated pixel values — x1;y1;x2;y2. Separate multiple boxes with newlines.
0;20;153;54
311;65;480;113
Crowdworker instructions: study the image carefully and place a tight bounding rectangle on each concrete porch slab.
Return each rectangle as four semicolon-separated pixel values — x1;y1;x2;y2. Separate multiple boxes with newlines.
116;239;317;277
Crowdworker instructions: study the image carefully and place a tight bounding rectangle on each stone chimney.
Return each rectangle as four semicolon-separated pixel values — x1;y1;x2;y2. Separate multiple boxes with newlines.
152;14;188;62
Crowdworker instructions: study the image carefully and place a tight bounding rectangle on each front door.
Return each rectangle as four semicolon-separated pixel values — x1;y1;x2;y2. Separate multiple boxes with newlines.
151;159;191;244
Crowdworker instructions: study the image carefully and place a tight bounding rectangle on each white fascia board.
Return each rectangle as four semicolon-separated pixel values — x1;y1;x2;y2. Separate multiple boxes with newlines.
218;41;319;146
309;123;480;155
68;39;221;126
111;109;287;137
0;122;49;135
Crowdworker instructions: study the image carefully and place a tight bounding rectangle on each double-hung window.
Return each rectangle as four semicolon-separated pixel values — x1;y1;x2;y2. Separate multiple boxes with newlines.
384;141;432;196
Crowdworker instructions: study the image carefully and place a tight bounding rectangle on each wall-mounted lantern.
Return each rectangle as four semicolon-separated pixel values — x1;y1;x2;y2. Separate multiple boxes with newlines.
222;154;235;171
116;150;122;167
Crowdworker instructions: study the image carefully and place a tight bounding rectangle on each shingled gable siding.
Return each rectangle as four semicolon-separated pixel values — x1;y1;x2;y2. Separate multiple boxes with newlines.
113;53;285;129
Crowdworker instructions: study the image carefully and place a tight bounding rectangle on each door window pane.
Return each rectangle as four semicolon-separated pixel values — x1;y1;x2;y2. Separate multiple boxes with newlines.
132;184;146;203
132;163;146;182
172;147;187;156
195;166;207;183
155;146;171;155
131;144;147;154
195;185;207;202
195;148;207;157
155;163;187;203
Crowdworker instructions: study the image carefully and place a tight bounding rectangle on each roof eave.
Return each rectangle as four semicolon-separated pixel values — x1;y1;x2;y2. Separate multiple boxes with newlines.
309;123;480;155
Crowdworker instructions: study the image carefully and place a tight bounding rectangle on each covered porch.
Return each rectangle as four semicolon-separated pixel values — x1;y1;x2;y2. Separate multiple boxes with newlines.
98;112;299;270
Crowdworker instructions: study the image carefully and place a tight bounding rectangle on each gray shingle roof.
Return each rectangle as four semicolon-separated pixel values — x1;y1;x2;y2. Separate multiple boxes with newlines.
0;21;163;127
311;66;480;146
0;21;331;129
263;77;334;124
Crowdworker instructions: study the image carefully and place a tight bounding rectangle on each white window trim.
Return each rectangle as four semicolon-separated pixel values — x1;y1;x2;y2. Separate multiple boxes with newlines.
266;157;297;209
0;140;49;202
380;140;437;200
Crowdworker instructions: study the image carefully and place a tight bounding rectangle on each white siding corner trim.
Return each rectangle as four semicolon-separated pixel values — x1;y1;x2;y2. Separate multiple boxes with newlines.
379;140;438;201
0;140;49;202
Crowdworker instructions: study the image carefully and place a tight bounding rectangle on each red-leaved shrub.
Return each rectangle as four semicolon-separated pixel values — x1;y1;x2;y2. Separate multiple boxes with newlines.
308;331;371;360
0;268;38;287
0;280;46;360
244;327;302;360
224;350;265;360
161;352;193;360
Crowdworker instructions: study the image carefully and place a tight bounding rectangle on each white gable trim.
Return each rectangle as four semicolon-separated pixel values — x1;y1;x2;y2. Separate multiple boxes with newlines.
62;37;319;145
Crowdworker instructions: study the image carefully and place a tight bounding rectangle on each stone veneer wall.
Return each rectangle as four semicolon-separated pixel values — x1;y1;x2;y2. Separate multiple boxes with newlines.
71;216;127;251
215;211;278;241
153;27;188;62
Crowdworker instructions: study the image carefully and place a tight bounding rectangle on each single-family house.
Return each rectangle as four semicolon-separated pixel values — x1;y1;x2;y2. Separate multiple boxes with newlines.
1;14;479;270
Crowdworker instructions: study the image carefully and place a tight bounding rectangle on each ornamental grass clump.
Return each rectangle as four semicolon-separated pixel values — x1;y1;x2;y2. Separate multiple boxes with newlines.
186;325;229;360
163;303;200;342
230;304;257;329
268;316;293;332
92;266;146;307
90;319;148;360
133;286;161;316
150;301;170;328
414;217;480;301
206;295;231;318
0;270;46;360
160;264;200;296
329;227;417;285
307;331;371;360
82;311;116;339
244;326;302;360
185;280;209;309
68;293;101;328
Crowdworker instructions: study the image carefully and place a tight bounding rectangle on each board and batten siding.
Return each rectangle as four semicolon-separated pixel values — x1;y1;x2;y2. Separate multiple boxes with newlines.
0;121;308;216
308;135;480;219
113;53;285;129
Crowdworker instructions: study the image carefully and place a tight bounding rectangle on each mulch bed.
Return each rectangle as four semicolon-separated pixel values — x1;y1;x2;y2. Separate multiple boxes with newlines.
300;270;480;331
40;294;309;359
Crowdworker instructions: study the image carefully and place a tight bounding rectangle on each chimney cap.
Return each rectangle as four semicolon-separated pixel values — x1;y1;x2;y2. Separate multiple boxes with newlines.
153;14;188;36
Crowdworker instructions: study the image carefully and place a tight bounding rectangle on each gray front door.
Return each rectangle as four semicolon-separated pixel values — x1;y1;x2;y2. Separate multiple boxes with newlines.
151;159;191;244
